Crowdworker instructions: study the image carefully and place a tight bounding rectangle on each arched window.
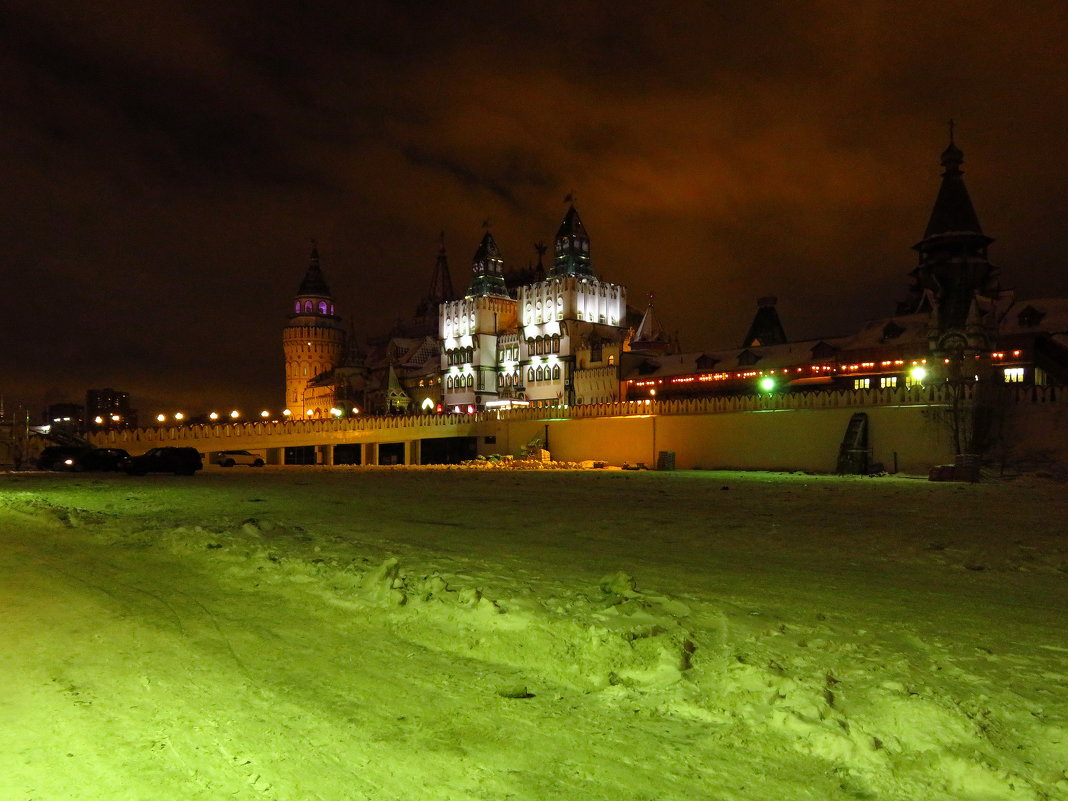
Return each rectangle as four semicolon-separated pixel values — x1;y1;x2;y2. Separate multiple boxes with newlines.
527;368;535;383
536;366;544;381
552;336;560;353
318;301;328;315
294;301;301;313
466;374;474;388
304;301;313;312
552;365;561;380
608;354;616;365
446;376;453;390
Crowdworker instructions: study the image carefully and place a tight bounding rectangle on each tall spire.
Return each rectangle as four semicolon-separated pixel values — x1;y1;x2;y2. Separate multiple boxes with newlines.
741;296;788;348
920;125;987;242
297;240;333;296
551;203;594;278
467;230;509;297
533;241;547;282
423;232;455;308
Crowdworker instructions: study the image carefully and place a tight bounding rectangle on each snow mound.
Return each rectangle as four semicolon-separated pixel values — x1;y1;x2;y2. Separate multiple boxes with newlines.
0;491;111;528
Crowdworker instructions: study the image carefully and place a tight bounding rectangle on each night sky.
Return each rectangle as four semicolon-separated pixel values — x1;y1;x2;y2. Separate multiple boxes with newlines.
4;1;1067;418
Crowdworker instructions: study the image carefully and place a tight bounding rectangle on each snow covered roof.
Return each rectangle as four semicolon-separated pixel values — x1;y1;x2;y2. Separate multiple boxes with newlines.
999;297;1068;336
621;336;853;380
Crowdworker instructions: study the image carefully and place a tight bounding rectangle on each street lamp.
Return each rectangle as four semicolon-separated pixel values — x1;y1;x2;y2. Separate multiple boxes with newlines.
174;412;185;422
209;412;219;421
260;410;270;419
230;410;240;420
156;413;167;424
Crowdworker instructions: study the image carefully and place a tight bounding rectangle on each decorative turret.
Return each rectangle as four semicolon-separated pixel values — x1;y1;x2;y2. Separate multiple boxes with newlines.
420;232;455;312
630;292;674;354
904;127;1001;352
917;132;991;249
467;231;509;297
291;242;338;320
551;204;594;278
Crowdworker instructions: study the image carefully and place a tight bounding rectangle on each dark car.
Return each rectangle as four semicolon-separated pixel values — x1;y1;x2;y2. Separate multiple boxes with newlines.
37;446;131;472
122;447;203;476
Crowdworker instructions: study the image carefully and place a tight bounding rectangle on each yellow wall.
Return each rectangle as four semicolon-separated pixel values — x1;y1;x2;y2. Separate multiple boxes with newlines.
482;406;954;473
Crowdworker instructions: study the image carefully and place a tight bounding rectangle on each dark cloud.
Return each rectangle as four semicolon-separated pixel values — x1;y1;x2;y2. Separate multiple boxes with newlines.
2;0;1067;417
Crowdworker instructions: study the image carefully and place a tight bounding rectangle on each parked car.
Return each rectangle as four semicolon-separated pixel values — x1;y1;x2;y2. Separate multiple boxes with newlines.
37;446;130;472
212;450;265;467
122;447;203;476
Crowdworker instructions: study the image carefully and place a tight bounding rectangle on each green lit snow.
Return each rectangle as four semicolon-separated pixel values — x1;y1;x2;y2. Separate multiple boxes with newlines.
0;469;1065;800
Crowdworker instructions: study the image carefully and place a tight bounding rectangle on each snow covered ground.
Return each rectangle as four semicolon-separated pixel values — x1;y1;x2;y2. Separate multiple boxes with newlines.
1;466;1065;801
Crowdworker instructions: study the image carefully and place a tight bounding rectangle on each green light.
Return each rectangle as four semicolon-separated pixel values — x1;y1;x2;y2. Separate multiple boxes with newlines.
759;376;776;392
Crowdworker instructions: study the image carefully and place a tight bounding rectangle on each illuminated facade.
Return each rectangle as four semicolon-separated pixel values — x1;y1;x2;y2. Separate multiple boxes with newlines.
440;231;517;411
514;205;629;407
436;205;631;411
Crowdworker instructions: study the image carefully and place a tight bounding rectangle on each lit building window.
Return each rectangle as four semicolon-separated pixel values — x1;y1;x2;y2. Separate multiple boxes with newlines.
880;376;898;388
1004;367;1025;383
854;378;870;389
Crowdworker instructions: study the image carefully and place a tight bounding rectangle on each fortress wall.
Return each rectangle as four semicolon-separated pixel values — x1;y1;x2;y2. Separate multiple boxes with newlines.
82;388;1067;475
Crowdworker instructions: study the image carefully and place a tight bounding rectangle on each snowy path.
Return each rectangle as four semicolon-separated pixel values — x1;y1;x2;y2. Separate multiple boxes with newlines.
1;469;1066;800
